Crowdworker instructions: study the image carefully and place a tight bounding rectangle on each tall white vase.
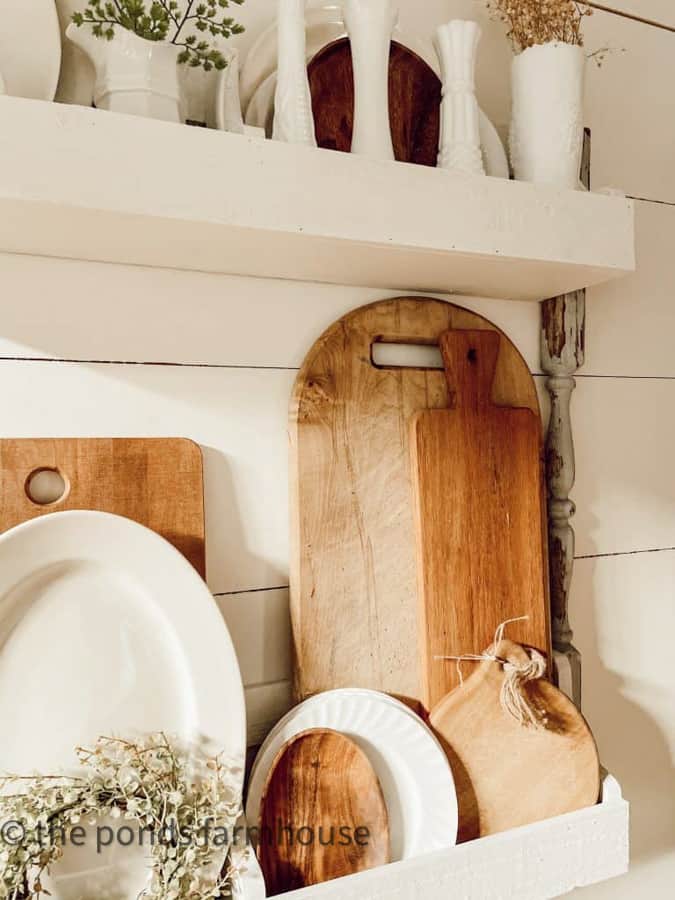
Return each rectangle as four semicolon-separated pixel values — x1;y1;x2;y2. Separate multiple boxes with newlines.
343;0;399;160
510;41;585;190
274;0;317;146
435;20;485;176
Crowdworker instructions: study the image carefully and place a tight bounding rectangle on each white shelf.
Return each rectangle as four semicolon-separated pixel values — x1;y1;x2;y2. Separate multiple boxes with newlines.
283;775;629;900
0;97;634;301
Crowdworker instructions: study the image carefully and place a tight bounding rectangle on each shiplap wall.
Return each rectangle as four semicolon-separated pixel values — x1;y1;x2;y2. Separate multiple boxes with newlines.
4;0;674;895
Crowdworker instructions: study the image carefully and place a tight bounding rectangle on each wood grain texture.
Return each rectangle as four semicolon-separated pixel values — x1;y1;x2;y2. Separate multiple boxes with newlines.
430;640;601;843
290;297;542;707
258;729;389;895
0;438;205;576
411;330;551;709
308;38;441;166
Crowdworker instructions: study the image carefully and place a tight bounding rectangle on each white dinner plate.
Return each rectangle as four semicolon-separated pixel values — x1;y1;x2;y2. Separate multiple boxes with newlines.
245;70;509;179
0;511;246;897
246;689;458;861
242;2;508;178
0;0;62;100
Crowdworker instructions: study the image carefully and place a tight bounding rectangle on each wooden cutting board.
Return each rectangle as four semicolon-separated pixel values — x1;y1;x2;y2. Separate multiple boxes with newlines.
430;640;601;842
411;330;551;710
290;297;544;709
258;728;390;895
0;438;205;576
308;38;441;165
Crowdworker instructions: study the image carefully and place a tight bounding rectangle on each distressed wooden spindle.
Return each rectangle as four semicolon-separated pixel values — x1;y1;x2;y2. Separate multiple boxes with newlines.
540;129;590;708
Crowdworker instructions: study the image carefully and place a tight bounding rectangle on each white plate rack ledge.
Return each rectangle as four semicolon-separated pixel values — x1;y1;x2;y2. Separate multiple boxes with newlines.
283;775;628;900
0;96;634;301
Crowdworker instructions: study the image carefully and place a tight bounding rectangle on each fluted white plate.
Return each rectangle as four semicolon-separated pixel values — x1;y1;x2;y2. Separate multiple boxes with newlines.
246;689;458;860
0;0;61;100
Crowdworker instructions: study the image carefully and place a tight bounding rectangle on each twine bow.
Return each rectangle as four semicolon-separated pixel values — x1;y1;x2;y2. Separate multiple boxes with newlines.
435;616;548;729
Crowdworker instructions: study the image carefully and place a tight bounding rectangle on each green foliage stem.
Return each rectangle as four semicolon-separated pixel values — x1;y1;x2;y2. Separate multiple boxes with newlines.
72;0;246;71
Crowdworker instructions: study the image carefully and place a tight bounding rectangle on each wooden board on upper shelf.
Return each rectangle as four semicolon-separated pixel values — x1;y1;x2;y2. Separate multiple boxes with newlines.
411;330;551;710
0;438;205;576
308;38;441;166
289;297;543;710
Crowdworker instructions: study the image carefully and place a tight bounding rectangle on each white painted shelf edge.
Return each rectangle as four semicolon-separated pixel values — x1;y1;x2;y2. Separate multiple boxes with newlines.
0;97;635;301
279;774;628;900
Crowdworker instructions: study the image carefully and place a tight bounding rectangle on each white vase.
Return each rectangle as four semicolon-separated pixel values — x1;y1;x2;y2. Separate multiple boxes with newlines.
510;41;585;190
274;0;317;145
343;0;399;160
435;20;485;176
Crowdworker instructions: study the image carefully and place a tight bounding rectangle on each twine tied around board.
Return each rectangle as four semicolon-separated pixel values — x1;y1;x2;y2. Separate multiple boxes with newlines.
434;616;548;729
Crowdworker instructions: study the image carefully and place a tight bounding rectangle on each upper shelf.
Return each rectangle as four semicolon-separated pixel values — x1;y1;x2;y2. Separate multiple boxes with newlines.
0;97;635;301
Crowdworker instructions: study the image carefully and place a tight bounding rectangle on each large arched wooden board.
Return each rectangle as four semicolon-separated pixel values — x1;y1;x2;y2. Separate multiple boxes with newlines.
290;297;546;709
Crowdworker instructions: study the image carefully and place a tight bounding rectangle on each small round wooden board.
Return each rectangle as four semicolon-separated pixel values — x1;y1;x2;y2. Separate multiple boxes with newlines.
430;640;601;843
258;728;390;895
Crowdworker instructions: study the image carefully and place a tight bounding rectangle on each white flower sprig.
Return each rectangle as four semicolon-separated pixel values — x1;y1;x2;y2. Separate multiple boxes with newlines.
0;733;242;900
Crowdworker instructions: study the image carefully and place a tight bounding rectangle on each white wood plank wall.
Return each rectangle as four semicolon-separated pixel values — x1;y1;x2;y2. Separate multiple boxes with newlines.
4;1;673;895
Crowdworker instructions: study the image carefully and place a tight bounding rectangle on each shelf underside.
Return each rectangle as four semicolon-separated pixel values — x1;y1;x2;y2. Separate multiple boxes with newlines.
0;97;635;301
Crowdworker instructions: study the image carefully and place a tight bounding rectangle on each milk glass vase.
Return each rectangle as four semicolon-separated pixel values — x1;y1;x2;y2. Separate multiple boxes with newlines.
274;0;317;146
435;20;485;176
343;0;399;160
510;41;585;190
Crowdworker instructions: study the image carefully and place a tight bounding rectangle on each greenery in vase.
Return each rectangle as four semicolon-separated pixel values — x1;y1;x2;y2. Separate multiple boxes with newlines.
487;0;593;52
72;0;246;71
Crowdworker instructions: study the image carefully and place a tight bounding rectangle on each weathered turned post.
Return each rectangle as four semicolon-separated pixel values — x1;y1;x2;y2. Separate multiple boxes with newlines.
540;130;590;708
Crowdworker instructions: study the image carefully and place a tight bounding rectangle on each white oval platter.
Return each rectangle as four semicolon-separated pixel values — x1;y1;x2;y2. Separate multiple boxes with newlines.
0;511;247;897
246;688;458;862
0;0;62;101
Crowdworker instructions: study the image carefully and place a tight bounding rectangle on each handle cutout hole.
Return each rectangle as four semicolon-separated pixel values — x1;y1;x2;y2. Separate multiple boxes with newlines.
372;342;444;370
25;468;69;506
467;348;478;364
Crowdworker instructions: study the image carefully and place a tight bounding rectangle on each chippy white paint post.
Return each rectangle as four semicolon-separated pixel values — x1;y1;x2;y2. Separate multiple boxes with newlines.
540;131;591;708
343;0;399;160
435;20;485;176
273;0;317;146
541;290;585;707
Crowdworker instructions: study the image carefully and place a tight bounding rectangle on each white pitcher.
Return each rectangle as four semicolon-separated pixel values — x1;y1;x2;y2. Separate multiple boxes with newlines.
343;0;399;160
66;24;242;130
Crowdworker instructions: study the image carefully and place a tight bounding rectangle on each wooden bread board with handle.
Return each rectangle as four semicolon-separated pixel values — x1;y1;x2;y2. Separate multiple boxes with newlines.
290;296;546;710
430;639;601;843
411;330;551;710
0;438;205;576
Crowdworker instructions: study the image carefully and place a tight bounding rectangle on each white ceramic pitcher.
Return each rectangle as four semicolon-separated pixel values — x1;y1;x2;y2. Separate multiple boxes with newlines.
66;24;243;130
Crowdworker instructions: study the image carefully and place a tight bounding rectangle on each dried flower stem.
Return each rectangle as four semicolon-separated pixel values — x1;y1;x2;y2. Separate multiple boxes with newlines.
488;0;593;52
